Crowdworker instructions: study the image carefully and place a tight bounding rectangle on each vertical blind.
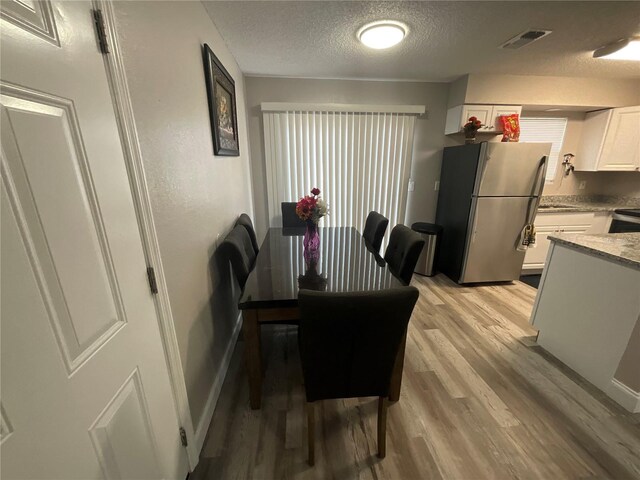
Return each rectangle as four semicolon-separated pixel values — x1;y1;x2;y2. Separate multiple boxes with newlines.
519;117;568;182
262;105;420;237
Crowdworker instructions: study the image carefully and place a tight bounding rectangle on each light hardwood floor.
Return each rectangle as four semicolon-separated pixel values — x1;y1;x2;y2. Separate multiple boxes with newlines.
191;274;640;480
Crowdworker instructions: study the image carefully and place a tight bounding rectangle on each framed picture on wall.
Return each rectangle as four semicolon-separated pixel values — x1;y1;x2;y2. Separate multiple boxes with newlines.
203;43;240;156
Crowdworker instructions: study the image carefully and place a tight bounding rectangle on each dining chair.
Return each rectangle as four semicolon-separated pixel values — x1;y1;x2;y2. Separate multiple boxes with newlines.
384;224;426;286
281;202;306;228
298;287;420;465
362;211;389;253
234;213;259;255
219;225;257;289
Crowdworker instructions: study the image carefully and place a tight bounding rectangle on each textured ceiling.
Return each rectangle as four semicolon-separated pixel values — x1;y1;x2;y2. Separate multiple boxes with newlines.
202;1;640;81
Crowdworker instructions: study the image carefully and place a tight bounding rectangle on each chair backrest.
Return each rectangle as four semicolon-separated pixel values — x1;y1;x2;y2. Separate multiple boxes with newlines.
362;211;389;252
384;225;425;285
298;287;419;402
234;213;259;255
281;202;306;228
219;225;257;289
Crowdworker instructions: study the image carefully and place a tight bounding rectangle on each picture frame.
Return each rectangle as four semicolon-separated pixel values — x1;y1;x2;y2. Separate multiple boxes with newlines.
202;43;240;156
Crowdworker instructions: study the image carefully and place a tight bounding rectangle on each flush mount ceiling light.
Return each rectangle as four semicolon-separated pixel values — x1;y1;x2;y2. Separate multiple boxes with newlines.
593;37;640;61
358;21;407;49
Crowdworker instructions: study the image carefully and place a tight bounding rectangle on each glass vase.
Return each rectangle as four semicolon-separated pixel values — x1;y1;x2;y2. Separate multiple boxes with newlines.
303;220;320;263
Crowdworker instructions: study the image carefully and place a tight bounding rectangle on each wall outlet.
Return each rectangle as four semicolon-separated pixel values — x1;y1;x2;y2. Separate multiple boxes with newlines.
578;180;587;190
434;180;440;191
408;179;415;192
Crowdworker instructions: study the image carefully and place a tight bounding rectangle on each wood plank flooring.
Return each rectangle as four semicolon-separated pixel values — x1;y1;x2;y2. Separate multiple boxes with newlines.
191;274;640;480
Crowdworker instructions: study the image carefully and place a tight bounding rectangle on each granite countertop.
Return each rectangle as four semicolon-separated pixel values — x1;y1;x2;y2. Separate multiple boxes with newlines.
538;195;640;214
549;232;640;270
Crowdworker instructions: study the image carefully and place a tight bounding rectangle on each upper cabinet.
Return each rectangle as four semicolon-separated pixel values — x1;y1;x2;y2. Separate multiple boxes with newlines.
445;104;522;135
575;106;640;172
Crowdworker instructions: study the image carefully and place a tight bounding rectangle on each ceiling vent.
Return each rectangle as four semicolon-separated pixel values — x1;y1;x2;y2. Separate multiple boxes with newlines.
500;30;552;49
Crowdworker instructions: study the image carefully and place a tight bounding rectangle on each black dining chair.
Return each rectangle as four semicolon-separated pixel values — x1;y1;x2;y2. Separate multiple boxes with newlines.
298;287;420;465
362;211;389;253
219;225;257;289
234;213;259;255
281;202;306;228
384;224;425;286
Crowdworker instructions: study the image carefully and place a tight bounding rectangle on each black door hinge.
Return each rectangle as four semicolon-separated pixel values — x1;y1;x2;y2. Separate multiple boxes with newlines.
147;267;158;295
92;9;109;54
179;427;188;447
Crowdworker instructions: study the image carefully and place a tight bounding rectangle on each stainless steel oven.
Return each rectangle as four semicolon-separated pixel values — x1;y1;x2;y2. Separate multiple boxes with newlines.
609;209;640;233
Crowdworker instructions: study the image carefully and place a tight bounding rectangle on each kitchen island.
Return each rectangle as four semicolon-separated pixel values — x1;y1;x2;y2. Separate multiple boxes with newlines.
530;232;640;412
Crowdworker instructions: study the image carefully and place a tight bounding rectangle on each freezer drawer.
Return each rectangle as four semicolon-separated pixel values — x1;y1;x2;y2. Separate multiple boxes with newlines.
461;197;533;283
475;143;551;197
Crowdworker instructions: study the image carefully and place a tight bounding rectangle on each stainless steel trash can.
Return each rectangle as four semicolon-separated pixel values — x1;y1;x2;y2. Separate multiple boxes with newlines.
411;222;442;276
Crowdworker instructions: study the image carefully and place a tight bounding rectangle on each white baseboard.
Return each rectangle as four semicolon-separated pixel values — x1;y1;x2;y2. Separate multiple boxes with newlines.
608;378;640;413
193;312;242;454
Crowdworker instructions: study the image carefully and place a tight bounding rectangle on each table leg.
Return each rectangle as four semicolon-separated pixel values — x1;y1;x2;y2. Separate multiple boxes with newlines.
242;309;262;409
389;328;407;402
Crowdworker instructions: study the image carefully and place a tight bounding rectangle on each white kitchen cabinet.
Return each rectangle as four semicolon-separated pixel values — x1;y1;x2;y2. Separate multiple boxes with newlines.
575;106;640;172
444;104;522;135
522;211;611;272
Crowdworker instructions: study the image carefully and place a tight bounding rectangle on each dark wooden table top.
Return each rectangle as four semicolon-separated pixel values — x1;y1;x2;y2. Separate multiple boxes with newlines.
239;227;403;310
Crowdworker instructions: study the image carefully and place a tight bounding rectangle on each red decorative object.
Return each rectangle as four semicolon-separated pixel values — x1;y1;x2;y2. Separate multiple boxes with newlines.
463;116;483;144
295;188;328;224
500;114;520;142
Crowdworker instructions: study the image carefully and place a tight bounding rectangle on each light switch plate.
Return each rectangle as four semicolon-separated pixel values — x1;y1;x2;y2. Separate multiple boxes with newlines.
434;181;440;191
578;181;587;190
408;180;415;192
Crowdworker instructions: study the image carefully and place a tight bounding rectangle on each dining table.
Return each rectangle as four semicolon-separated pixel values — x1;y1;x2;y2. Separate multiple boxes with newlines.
238;226;407;409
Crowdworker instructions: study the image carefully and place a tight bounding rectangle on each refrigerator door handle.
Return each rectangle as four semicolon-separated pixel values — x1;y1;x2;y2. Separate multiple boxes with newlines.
531;155;548;198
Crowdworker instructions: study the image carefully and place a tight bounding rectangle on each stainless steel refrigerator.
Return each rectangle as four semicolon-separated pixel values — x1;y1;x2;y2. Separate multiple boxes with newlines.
435;142;551;284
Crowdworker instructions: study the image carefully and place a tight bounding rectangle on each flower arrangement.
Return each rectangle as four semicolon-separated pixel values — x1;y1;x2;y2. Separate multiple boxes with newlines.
463;116;483;139
295;187;328;224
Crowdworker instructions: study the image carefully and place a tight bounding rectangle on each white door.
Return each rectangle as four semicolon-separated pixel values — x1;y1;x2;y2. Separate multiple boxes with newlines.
461;105;493;131
598;105;640;171
1;1;189;479
523;226;558;270
491;105;522;132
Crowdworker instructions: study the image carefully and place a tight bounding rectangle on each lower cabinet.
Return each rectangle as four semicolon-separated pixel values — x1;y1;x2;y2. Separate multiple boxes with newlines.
522;211;611;272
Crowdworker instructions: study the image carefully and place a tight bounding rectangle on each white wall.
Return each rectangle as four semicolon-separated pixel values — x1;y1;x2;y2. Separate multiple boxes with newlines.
113;1;253;433
244;76;454;240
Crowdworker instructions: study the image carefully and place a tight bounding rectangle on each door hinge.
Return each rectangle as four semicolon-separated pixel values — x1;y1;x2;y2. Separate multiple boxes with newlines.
92;9;109;54
179;427;188;447
147;267;158;295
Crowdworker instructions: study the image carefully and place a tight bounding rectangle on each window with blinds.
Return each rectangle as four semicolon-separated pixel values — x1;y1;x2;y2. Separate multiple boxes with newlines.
519;117;568;182
262;106;419;239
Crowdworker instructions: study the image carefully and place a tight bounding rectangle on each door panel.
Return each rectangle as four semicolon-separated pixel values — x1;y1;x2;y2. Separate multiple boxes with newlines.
89;369;161;480
462;105;492;130
0;0;59;45
476;142;550;197
523;226;557;269
598;106;640;171
1;89;127;371
492;105;522;131
461;197;531;283
1;2;188;478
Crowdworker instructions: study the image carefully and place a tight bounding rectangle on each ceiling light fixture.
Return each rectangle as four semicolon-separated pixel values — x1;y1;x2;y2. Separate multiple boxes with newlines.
358;21;406;50
593;36;640;61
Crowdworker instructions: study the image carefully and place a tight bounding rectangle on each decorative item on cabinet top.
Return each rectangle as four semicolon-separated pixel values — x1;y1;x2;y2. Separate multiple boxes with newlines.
445;104;522;135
